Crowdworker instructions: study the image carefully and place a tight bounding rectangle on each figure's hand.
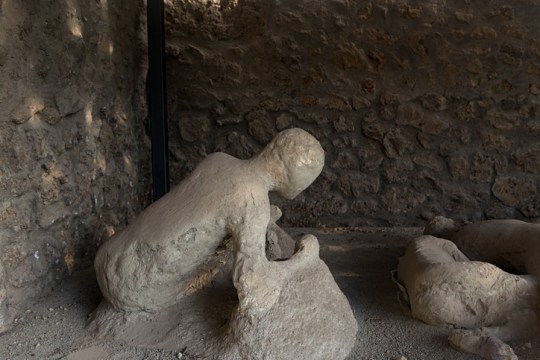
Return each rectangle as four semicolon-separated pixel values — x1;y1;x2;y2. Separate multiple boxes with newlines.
233;255;284;315
449;329;518;360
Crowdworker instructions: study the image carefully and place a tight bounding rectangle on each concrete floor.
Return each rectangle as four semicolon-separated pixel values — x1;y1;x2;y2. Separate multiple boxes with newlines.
0;227;538;360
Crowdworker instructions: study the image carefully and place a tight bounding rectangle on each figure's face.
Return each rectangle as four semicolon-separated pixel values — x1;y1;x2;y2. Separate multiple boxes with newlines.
277;164;323;199
263;128;325;199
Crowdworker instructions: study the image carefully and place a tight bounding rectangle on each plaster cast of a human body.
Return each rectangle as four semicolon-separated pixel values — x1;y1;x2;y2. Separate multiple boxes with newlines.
94;128;325;312
396;217;540;360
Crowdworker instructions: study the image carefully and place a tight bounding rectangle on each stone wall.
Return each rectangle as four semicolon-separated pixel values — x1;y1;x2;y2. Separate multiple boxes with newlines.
165;0;540;227
0;0;148;323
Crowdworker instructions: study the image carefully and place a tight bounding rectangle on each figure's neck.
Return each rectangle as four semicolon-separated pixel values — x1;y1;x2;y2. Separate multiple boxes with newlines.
250;152;286;193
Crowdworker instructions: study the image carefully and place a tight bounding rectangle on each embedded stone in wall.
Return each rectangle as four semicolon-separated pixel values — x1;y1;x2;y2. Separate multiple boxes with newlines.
396;102;425;126
309;169;337;194
331;151;358;170
396;103;449;135
351;95;371;110
384;186;425;214
398;3;423;18
521;198;540;218
445;187;481;215
358;142;384;171
301;112;329;125
420;114;451;135
337;173;380;198
480;131;512;151
324;194;349;215
419;93;448;112
382;129;413;159
382;158;414;184
526;120;540;136
412;151;445;172
379;106;395;121
246;110;275;144
275;113;294;130
335;43;370;70
321;95;352;111
179;115;211;142
484;108;520;130
499;44;524;67
350;197;380;216
455;101;478;122
454;10;474;23
470;152;494;183
485;202;516;219
492;176;537;206
416;132;431;149
511;145;540;174
363;109;378;123
39;107;62;126
11;96;46;124
361;78;376;93
216;116;243;126
448;155;468;178
214;132;258;160
333;115;355;132
471;26;498;40
379;91;409;106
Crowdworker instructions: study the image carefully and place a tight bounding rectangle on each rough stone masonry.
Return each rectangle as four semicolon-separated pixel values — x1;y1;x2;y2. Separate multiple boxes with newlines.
164;0;540;227
1;0;540;336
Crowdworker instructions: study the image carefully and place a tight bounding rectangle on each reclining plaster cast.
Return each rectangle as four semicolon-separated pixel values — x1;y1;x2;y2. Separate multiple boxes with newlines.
93;128;358;359
395;217;540;360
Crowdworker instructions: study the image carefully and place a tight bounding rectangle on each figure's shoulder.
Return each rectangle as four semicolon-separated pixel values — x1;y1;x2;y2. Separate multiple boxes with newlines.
205;152;236;161
199;152;244;169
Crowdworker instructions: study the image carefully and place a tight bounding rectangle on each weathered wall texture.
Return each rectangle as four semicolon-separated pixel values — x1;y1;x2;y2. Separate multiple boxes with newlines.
0;0;148;321
165;0;540;227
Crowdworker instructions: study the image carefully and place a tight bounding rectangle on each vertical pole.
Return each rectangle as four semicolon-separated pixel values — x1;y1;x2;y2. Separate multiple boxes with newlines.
147;0;170;201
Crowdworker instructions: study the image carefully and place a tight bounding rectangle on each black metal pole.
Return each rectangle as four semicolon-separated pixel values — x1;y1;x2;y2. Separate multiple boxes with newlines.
147;0;170;201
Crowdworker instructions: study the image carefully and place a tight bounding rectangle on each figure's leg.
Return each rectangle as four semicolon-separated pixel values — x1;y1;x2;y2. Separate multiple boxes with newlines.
423;216;462;239
448;300;538;359
449;329;518;360
481;309;539;342
233;234;320;314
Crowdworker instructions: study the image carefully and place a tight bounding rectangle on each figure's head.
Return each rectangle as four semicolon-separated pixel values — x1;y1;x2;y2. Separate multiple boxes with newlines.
259;128;324;199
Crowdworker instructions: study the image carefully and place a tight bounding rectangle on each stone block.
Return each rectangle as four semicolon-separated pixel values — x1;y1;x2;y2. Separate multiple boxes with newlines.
492;177;537;206
512;145;540;174
179;115;211;142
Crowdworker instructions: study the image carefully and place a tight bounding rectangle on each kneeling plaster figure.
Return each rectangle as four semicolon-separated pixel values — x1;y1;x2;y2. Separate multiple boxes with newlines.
395;217;540;360
93;128;358;359
94;128;325;312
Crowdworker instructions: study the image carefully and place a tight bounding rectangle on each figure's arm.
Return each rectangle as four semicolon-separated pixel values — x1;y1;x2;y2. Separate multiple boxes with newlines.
232;219;283;314
266;205;296;260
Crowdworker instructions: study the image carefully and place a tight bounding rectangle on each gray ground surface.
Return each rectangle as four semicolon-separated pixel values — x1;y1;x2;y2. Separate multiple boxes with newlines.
0;227;538;360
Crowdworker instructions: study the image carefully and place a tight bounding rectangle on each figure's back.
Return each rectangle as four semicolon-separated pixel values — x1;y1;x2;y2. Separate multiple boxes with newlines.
94;152;267;311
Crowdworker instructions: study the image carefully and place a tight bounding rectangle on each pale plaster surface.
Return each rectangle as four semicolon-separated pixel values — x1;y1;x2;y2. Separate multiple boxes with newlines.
92;128;358;359
94;128;325;312
222;234;357;360
396;217;540;360
2;227;540;359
